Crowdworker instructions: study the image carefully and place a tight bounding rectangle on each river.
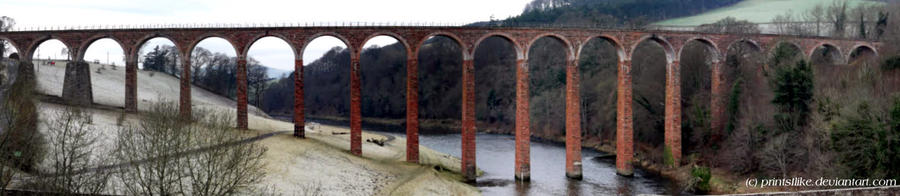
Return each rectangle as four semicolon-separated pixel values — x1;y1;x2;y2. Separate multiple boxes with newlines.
369;130;682;195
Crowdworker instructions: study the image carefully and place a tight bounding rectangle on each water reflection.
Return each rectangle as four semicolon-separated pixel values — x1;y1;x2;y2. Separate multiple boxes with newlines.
565;178;581;195
371;131;677;195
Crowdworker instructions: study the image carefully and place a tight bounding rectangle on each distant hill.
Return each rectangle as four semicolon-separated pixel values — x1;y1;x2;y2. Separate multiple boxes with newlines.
475;0;743;27
655;0;884;26
267;67;291;79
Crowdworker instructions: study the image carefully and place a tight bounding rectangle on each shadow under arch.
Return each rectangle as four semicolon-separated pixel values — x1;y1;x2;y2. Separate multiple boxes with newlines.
525;33;573;60
472;32;523;60
0;36;22;59
808;42;844;65
415;32;467;59
848;44;879;64
630;35;676;64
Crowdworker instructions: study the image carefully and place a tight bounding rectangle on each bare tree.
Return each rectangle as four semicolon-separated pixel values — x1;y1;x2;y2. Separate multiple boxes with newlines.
758;133;793;178
191;47;212;82
60;48;69;61
247;58;269;106
115;102;191;195
181;106;267;196
696;17;760;34
524;0;572;12
34;107;110;194
0;16;13;58
772;10;810;36
115;101;267;195
827;0;849;38
805;4;826;36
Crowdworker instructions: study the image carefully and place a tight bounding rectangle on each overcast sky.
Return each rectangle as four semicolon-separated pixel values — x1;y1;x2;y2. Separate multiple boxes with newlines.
2;0;532;74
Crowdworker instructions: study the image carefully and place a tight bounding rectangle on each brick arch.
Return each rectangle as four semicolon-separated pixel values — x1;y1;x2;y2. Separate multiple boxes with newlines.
577;34;626;62
767;40;804;60
472;32;523;61
525;33;574;61
679;37;721;63
76;34;128;62
361;32;412;56
725;38;763;54
26;36;73;61
847;44;879;63
187;33;241;59
631;35;676;64
414;32;467;60
0;36;22;57
242;33;299;60
807;42;844;64
299;32;354;60
133;34;182;61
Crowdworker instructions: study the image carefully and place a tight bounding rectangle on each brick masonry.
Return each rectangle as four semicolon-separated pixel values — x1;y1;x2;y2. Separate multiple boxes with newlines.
237;58;248;130
565;58;583;179
515;58;530;181
406;55;419;163
1;27;880;182
461;59;476;183
294;59;305;138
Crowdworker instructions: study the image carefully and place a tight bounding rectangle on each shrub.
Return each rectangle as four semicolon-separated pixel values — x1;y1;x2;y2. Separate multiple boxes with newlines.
725;77;743;133
831;98;900;179
831;102;884;178
0;61;46;174
771;60;814;133
33;107;110;194
663;146;675;167
882;56;900;70
115;102;267;195
691;166;712;194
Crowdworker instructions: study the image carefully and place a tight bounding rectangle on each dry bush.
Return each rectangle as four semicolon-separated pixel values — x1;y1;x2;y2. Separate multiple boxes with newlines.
31;107;110;194
182;107;267;196
115;102;190;195
115;101;267;195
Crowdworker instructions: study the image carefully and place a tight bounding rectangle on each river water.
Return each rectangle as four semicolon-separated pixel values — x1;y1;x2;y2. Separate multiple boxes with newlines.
370;130;682;195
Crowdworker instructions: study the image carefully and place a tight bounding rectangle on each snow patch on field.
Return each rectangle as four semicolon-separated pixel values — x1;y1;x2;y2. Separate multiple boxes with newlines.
655;0;884;26
26;61;479;195
33;60;269;118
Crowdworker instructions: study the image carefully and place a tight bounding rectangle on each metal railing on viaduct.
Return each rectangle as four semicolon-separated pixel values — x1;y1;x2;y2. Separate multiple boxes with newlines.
0;25;882;182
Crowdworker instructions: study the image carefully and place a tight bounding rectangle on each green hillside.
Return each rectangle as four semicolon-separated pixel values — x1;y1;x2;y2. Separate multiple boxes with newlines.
655;0;884;26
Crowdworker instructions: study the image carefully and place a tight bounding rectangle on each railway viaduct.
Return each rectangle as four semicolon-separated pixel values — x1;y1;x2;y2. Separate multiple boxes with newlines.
0;26;881;182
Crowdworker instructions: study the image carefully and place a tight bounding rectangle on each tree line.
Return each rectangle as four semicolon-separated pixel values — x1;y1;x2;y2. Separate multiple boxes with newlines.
771;0;889;39
140;46;272;106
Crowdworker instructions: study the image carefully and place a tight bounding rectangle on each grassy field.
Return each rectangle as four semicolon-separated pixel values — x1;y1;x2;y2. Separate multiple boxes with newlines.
654;0;884;26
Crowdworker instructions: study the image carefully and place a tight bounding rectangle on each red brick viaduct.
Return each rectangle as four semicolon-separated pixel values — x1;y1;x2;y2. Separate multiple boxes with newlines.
0;26;881;182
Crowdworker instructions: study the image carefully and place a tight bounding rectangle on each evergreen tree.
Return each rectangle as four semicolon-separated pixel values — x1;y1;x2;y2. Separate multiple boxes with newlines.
771;60;814;133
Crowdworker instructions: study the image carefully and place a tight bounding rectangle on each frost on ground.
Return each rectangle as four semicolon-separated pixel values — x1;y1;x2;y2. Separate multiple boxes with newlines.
654;0;883;26
33;61;268;117
23;62;480;195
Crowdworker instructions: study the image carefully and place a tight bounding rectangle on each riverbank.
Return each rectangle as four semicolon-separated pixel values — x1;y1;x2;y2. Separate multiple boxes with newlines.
249;122;481;195
297;116;729;194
